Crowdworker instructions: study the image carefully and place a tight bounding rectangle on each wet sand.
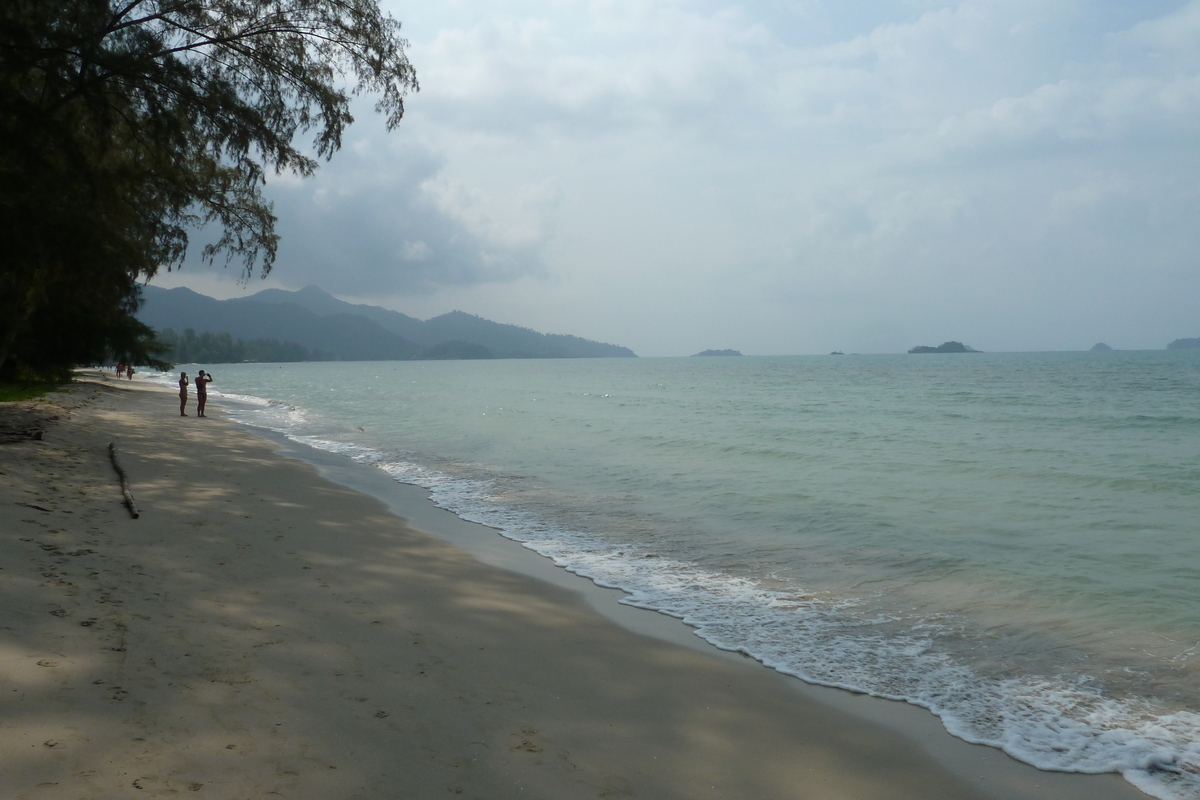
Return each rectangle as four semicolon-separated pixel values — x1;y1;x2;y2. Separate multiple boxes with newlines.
0;374;1151;799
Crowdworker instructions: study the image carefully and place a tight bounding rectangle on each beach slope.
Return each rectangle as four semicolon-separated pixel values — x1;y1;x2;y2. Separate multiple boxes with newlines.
0;377;1147;799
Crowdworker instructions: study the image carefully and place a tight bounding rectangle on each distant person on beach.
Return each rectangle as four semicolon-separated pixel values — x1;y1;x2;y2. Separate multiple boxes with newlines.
179;372;189;416
126;365;135;380
195;371;213;417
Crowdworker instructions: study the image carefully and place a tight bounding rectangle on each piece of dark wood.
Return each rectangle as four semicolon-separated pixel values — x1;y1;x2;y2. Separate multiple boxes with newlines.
108;442;139;519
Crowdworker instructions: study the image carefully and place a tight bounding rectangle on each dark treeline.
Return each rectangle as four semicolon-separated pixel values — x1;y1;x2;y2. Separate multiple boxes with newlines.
156;328;497;363
157;329;326;365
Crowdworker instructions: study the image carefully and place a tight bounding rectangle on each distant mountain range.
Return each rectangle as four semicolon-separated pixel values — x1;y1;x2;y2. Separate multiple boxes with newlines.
137;285;636;361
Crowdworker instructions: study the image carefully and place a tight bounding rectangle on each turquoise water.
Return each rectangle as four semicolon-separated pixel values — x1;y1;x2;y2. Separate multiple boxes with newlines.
154;351;1200;799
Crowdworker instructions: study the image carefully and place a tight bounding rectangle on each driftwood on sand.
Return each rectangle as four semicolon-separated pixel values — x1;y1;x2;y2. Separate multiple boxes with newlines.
108;442;139;519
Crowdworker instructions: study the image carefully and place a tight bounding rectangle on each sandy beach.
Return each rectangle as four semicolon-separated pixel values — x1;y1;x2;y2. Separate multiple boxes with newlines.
0;375;1152;800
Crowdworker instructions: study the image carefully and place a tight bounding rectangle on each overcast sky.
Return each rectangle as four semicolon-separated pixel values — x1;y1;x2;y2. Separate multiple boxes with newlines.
155;0;1200;356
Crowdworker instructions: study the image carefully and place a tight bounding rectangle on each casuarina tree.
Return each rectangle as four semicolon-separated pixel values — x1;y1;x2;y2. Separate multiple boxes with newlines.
0;0;417;379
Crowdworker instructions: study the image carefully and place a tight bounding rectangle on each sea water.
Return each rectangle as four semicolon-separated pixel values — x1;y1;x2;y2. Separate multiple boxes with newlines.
150;351;1200;799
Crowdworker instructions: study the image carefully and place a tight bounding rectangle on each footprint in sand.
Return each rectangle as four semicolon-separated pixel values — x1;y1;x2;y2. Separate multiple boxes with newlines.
510;728;544;753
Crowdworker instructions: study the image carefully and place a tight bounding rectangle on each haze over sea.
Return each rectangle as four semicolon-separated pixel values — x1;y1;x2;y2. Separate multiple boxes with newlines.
154;350;1200;799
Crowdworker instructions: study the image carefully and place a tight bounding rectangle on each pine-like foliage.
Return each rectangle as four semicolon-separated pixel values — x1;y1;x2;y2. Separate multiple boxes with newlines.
0;0;417;378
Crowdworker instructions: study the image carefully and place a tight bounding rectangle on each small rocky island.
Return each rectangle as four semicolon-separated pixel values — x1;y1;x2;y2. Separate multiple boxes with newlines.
908;341;980;354
1090;343;1113;351
692;349;743;357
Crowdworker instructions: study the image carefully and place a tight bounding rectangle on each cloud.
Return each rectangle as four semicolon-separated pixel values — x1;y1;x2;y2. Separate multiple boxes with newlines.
167;0;1200;354
919;74;1200;164
420;173;561;248
1125;0;1200;53
408;1;775;137
178;123;552;295
270;141;546;294
400;239;432;261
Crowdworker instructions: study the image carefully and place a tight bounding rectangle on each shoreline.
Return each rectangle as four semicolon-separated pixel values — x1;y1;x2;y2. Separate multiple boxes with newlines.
0;374;1151;799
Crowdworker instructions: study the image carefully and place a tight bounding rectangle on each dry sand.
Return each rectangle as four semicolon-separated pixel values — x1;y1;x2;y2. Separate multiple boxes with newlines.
0;375;1152;800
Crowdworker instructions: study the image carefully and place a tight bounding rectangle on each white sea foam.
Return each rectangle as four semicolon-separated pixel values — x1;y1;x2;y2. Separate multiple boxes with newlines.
208;391;274;408
182;363;1200;800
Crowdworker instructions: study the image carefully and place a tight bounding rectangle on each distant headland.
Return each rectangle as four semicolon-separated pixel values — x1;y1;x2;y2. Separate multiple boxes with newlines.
137;285;637;363
1167;338;1200;350
692;349;742;357
907;341;980;354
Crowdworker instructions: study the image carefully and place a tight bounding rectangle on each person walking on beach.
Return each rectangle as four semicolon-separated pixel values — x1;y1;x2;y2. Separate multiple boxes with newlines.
179;372;189;416
195;370;213;417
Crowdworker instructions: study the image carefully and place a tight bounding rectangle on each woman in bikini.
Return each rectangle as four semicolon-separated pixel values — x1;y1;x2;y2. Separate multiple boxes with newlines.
178;372;189;416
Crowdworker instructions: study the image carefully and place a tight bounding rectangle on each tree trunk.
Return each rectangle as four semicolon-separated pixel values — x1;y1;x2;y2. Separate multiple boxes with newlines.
0;318;22;380
0;268;44;380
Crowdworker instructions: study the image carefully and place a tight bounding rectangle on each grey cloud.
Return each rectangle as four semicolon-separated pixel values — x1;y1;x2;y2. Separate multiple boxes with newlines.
273;167;542;294
409;8;779;140
180;131;547;296
168;1;1200;355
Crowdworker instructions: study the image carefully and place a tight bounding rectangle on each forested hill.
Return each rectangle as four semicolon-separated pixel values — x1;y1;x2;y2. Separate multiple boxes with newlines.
137;285;636;361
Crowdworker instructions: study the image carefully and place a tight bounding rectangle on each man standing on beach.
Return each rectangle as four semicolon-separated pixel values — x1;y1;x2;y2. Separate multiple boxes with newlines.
178;372;189;416
196;371;213;417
